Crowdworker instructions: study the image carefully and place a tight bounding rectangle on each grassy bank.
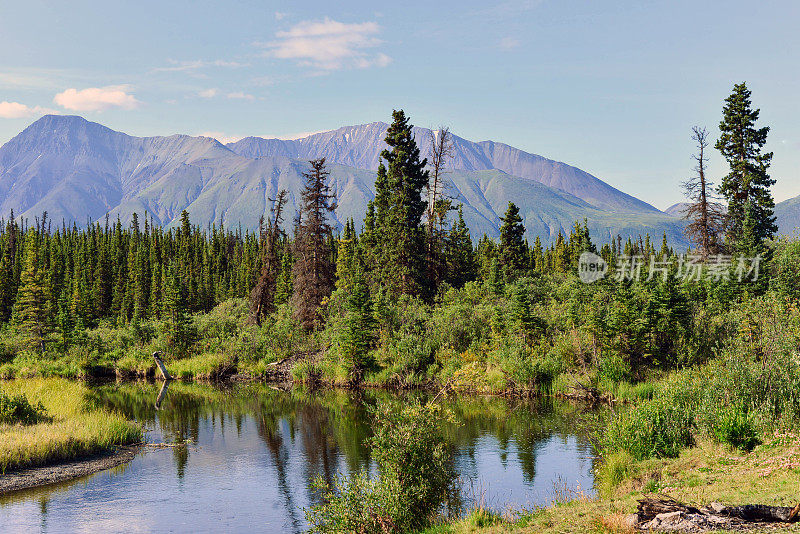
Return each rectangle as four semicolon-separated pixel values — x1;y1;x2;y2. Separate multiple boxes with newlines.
0;378;142;473
430;432;800;533
431;336;800;532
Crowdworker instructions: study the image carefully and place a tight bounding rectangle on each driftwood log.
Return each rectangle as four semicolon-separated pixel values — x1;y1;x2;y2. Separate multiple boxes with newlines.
152;351;172;381
634;496;800;531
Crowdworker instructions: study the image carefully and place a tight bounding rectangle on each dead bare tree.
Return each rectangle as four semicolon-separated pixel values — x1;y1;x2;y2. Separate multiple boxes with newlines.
250;189;287;326
682;126;726;259
426;126;455;230
425;127;455;289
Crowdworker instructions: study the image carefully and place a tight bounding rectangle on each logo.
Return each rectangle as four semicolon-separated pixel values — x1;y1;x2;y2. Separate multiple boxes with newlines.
578;252;607;284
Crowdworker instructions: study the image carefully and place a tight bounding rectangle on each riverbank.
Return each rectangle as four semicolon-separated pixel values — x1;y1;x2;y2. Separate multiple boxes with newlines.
0;379;142;475
0;444;142;495
434;433;800;533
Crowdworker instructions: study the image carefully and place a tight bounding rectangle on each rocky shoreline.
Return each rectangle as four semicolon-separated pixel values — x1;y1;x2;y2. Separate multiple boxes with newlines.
0;444;143;495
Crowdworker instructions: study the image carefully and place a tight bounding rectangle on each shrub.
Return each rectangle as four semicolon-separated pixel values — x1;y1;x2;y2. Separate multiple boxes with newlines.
710;409;760;452
383;329;437;379
0;390;50;425
496;340;563;391
291;360;320;384
306;402;458;533
604;396;694;460
770;237;800;302
597;351;631;384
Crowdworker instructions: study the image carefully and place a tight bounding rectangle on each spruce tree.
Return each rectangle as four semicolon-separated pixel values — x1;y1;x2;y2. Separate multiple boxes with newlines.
56;287;73;349
15;233;49;351
0;235;15;322
683;127;725;258
443;206;476;288
487;257;503;295
498;202;527;278
335;219;358;291
92;245;111;317
335;261;375;382
510;283;542;345
374;110;429;296
0;214;19;323
250;190;287;325
292;158;337;330
531;236;544;273
164;261;193;351
716;83;777;250
110;219;127;321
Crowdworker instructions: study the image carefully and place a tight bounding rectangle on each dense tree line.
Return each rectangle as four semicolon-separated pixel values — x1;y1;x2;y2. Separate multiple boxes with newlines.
0;85;778;368
0;211;268;350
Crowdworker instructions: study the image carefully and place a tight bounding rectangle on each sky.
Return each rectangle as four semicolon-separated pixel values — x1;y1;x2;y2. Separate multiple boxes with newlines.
0;0;798;210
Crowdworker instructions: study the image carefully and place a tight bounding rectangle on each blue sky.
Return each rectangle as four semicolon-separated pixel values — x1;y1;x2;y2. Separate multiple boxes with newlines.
0;0;798;209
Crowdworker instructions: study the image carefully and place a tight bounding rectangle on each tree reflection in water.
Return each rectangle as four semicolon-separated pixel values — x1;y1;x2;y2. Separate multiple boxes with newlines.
82;381;600;522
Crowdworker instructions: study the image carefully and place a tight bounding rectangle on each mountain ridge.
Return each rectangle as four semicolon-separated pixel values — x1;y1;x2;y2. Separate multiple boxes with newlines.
227;122;660;214
0;115;690;245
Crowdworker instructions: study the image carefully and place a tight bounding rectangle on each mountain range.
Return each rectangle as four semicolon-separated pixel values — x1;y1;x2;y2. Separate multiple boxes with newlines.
0;115;798;245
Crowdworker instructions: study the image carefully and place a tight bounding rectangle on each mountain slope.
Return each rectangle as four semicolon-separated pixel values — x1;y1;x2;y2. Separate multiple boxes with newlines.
775;195;800;237
227;123;660;214
0;115;687;245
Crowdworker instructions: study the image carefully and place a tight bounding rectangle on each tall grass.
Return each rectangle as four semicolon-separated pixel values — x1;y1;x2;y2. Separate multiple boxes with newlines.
0;378;142;473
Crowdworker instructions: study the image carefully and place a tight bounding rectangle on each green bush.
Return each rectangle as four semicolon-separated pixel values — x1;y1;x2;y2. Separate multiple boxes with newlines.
604;396;694;460
710;409;761;452
384;329;437;379
770;237;800;302
306;402;458;533
597;351;631;384
496;340;563;391
0;390;50;425
291;360;320;384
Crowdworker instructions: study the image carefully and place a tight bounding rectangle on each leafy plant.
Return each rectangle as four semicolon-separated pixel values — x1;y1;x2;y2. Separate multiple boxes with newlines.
711;409;760;452
306;402;458;533
604;395;694;460
0;389;50;425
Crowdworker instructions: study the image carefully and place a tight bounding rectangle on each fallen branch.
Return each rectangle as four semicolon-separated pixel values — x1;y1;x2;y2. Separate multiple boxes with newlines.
633;496;800;531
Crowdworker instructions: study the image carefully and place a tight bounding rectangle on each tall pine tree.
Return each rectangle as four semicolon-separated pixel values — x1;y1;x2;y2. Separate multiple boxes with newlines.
443;206;476;288
715;82;777;252
498;202;527;278
15;233;50;351
292;158;337;330
373;110;429;296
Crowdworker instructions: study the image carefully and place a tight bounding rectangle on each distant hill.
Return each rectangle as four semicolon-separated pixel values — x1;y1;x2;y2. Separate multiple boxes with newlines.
775;195;800;237
664;203;690;217
0;115;688;245
228;122;660;214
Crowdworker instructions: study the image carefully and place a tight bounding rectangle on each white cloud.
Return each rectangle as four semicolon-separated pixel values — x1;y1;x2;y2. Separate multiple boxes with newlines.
261;130;327;140
499;37;521;50
0;101;54;119
264;18;391;71
153;59;248;73
226;92;255;100
275;11;288;20
198;131;243;144
250;76;275;87
198;88;218;98
53;85;140;112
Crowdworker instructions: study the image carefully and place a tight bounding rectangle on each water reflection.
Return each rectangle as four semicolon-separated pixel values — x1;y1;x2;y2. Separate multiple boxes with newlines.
154;379;171;410
0;381;601;533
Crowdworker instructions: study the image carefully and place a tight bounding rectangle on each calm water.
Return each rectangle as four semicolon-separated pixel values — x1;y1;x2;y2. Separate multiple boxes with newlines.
0;381;600;533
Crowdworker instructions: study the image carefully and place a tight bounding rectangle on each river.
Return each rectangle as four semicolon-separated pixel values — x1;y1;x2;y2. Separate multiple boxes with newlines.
0;381;601;533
